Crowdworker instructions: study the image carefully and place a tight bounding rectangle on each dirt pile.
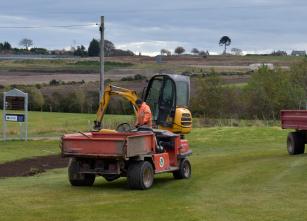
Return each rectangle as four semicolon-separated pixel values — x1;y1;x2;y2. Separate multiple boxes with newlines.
0;155;69;178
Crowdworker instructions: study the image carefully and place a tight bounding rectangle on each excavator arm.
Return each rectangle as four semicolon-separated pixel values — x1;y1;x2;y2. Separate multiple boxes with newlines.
94;85;139;129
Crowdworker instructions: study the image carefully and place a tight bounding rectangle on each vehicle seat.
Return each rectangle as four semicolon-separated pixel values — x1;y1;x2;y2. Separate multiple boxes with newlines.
137;126;154;132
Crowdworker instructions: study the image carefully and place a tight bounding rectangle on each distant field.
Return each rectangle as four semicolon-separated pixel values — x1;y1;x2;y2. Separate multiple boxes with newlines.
0;59;135;85
108;54;304;66
1;126;307;221
0;55;304;85
0;60;133;74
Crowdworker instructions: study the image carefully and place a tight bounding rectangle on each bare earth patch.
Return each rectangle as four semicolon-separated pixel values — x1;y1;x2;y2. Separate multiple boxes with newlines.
0;155;69;178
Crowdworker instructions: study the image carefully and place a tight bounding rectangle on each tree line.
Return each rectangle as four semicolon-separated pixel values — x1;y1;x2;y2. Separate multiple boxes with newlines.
190;60;307;120
161;36;294;56
0;38;134;57
0;85;133;115
161;36;231;56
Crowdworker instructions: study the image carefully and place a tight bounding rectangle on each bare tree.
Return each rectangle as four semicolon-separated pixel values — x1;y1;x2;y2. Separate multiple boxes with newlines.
19;38;33;50
160;49;171;56
231;48;242;56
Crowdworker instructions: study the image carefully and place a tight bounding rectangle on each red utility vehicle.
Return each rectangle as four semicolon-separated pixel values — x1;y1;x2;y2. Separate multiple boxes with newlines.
60;74;193;190
281;110;307;155
61;129;191;189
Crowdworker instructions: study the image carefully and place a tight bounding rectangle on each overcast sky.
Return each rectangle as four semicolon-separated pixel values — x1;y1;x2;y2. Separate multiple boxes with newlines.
0;0;306;55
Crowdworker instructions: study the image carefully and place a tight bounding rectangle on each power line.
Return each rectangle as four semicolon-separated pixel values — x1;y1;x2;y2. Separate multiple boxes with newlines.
0;24;98;29
1;3;304;15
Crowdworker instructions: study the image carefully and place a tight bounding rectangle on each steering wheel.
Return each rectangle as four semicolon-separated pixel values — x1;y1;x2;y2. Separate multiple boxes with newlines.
116;123;132;132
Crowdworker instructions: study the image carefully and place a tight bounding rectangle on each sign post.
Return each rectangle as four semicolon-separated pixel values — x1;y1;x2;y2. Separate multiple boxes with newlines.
2;88;28;141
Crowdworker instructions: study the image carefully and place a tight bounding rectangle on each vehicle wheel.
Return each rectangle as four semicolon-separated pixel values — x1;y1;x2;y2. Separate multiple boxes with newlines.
68;158;96;186
287;132;305;155
127;161;154;190
173;158;191;179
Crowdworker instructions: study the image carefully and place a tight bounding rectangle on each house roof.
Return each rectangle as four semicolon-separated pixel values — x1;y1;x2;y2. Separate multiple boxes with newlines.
4;88;28;97
291;50;306;56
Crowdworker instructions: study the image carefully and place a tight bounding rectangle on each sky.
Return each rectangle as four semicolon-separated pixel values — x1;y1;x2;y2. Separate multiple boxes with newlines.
0;0;306;56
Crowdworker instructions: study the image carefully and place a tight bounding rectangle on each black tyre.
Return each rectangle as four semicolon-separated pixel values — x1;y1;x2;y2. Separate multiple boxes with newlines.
127;161;154;190
68;158;96;186
173;158;191;179
287;132;305;155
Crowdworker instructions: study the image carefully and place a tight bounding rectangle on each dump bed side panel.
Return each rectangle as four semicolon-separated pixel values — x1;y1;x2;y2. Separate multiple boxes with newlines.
62;139;125;157
126;133;155;157
281;110;307;130
61;132;155;158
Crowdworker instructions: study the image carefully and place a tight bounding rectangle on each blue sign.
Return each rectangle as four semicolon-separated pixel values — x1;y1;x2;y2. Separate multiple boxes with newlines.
5;114;25;122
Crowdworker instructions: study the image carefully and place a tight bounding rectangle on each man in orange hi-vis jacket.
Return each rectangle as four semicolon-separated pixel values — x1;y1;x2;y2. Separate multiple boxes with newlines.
135;98;152;128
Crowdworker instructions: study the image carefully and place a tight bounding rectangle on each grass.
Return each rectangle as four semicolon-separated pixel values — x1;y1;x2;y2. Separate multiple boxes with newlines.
226;82;248;88
0;111;134;138
0;110;305;220
0;140;59;163
0;59;133;73
1;125;307;220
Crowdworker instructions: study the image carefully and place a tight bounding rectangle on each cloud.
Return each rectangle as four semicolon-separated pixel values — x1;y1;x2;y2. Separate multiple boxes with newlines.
0;0;306;54
117;40;187;56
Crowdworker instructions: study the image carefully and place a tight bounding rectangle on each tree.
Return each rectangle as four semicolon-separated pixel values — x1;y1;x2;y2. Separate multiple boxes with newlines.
231;48;242;56
175;46;185;55
160;48;167;55
23;87;45;111
191;48;199;55
190;75;225;117
104;40;115;56
74;45;87;56
70;89;86;113
3;42;11;50
199;50;209;58
219;36;231;54
19;38;33;50
88;39;127;57
112;49;134;56
160;49;171;56
271;50;287;56
88;39;100;56
245;66;305;119
30;47;48;54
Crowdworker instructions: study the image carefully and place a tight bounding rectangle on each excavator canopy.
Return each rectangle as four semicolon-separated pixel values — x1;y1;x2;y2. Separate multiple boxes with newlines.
143;74;190;128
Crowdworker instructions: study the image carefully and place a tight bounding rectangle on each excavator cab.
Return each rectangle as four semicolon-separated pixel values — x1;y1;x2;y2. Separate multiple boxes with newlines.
144;74;192;134
94;74;192;135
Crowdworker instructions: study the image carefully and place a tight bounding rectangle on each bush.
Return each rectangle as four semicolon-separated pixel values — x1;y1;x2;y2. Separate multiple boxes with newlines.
121;74;146;81
121;76;134;81
191;63;307;120
30;47;49;55
244;66;305;119
191;75;225;117
23;87;45;111
49;79;60;86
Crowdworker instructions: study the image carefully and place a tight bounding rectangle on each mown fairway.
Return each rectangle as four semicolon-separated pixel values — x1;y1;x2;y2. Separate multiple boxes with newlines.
0;120;307;221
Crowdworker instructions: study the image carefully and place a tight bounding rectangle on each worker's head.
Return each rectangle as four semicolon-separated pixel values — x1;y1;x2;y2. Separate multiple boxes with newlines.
136;98;143;107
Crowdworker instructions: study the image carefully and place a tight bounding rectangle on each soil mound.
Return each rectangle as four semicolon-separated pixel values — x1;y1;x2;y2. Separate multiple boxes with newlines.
0;155;69;178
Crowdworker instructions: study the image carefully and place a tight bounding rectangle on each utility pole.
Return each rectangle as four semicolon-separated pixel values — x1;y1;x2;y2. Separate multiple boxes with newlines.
99;16;105;100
